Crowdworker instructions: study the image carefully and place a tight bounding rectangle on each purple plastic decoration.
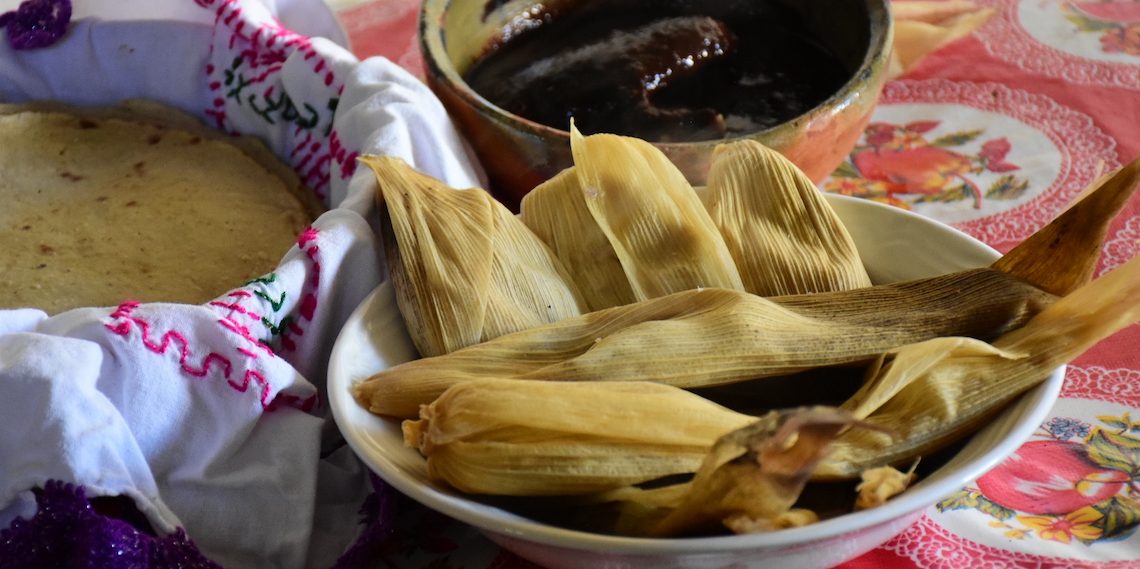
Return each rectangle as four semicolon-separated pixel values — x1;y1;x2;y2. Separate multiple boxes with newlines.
0;480;223;568
0;0;71;50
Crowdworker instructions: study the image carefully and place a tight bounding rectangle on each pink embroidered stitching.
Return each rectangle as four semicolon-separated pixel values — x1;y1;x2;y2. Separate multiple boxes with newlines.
329;129;359;179
104;301;313;412
208;300;264;321
280;227;322;352
216;316;276;357
199;0;359;201
227;369;270;406
211;228;323;354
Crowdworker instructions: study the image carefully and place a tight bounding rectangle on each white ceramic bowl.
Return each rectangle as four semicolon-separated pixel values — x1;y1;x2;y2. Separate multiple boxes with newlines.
328;194;1064;569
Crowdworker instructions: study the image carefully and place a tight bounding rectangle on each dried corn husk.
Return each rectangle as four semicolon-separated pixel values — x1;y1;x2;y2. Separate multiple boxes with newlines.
362;155;585;357
355;268;1053;418
402;379;756;495
889;1;996;79
357;157;1140;418
703;139;871;296
520;167;636;311
855;465;918;510
992;156;1140;296
817;252;1140;479
600;408;864;537
569;124;745;300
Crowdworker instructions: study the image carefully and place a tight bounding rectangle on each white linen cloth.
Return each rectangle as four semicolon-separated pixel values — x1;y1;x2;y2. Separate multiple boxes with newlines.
0;1;483;567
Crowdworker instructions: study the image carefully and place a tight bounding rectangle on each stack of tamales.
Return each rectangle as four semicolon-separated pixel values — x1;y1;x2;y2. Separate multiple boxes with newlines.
355;127;1140;537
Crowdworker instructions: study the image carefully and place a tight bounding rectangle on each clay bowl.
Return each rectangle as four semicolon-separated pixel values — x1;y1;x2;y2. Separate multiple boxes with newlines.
420;0;893;208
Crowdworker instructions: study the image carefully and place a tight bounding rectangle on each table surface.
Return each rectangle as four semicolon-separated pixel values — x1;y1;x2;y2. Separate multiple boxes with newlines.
330;1;1140;567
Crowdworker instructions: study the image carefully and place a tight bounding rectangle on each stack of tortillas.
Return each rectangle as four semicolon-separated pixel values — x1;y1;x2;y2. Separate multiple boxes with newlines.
0;100;320;314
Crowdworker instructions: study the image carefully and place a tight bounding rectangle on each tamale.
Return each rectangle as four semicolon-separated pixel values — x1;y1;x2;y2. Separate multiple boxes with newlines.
818;252;1140;479
357;156;1140;419
569;124;745;300
402;379;756;495
520;167;636;311
596;408;865;537
362;155;585;357
703;139;871;296
355;268;1053;418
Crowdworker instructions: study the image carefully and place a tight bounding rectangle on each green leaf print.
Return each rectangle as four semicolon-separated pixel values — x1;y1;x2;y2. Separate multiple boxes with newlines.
1062;10;1121;33
985;175;1030;201
936;489;980;512
916;184;970;204
832;160;862;179
975;494;1016;521
1093;495;1140;540
930;129;984;148
1086;428;1140;475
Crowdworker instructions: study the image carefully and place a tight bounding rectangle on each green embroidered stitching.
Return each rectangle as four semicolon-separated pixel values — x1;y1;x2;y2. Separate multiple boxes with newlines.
244;273;292;345
254;290;287;312
244;274;279;287
261;315;295;338
250;90;319;129
221;56;330;131
224;56;254;101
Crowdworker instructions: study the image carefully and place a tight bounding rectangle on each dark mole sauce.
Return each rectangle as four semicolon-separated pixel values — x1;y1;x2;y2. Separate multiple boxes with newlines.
465;0;853;142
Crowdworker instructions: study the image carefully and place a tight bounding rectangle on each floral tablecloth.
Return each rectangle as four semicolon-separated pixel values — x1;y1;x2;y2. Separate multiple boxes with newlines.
333;0;1140;567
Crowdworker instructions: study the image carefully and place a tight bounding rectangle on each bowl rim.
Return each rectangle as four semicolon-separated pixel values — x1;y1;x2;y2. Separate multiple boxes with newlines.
328;193;1065;556
417;0;895;148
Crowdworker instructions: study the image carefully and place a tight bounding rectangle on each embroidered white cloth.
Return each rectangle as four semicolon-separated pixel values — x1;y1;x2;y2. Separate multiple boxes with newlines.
0;1;482;567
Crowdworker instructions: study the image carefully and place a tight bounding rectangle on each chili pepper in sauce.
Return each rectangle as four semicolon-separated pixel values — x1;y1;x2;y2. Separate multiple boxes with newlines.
465;0;852;142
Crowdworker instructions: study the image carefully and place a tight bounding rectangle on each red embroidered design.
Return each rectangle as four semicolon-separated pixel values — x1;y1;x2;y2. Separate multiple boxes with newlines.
198;0;360;201
216;314;276;358
282;226;323;353
104;301;315;412
212;228;323;354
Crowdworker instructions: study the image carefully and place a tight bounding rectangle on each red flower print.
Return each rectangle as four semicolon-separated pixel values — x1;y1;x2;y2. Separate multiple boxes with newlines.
1100;22;1140;54
979;138;1020;172
853;145;980;205
830;119;1028;209
903;120;940;134
864;123;897;146
976;440;1129;515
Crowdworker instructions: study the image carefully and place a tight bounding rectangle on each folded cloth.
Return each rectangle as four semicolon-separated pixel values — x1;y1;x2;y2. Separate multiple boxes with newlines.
0;1;483;567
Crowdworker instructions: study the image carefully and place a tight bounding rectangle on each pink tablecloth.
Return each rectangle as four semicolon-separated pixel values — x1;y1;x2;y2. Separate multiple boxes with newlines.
334;1;1140;567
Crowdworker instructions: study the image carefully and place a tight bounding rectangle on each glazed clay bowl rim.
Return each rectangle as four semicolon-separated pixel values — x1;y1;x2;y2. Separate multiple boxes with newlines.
419;0;895;154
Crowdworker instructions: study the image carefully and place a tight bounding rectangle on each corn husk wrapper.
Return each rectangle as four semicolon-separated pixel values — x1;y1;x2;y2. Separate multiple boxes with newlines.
402;379;756;495
355;268;1053;418
569;124;745;300
362;155;585;357
599;408;866;537
855;465;918;510
520;166;636;311
817;252;1140;479
889;1;996;79
703;139;871;296
993;157;1140;296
